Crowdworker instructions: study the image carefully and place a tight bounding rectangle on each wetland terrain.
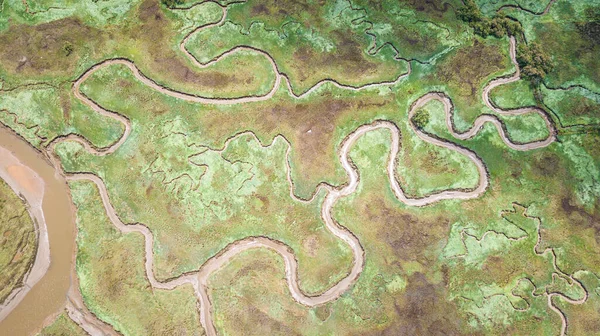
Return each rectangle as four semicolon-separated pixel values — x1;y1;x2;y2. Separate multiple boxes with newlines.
0;0;599;335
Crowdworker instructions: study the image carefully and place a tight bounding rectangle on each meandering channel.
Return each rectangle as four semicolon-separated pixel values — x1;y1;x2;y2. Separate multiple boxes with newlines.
43;31;562;336
0;3;569;335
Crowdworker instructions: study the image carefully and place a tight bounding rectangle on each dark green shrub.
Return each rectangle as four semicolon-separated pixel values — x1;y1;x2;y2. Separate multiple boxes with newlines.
63;42;74;57
577;7;600;46
456;0;482;22
516;42;553;82
457;0;523;38
161;0;184;8
412;109;430;130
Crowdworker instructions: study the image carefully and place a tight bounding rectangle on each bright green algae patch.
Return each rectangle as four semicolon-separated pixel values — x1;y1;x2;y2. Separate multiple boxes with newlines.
542;85;600;127
0;177;37;304
489;79;537;109
38;311;87;336
0;84;124;148
0;0;141;28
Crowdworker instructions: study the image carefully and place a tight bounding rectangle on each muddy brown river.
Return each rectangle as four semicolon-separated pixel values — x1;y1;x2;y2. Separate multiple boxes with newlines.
0;127;76;336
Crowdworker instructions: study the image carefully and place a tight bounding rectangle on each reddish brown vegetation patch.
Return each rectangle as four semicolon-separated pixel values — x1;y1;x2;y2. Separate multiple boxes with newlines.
288;29;381;88
361;199;448;262
532;151;562;177
132;0;251;91
0;18;106;76
437;39;505;100
408;0;452;17
560;194;600;243
375;272;463;335
261;95;391;184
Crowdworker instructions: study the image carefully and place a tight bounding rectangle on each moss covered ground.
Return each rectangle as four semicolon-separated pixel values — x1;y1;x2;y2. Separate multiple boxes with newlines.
69;179;204;335
0;177;37;304
1;0;599;335
38;311;87;336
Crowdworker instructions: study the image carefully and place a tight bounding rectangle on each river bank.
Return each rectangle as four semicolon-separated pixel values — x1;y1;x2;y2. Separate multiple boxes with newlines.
0;127;76;336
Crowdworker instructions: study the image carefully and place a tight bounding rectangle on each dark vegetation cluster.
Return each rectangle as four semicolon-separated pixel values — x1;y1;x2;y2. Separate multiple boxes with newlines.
456;0;522;38
516;42;552;84
411;109;430;130
161;0;183;8
63;42;74;57
457;0;553;85
577;6;600;46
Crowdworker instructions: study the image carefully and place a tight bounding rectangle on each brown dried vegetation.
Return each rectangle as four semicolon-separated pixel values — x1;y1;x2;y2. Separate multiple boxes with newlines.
376;273;464;335
0;18;106;76
437;39;505;101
